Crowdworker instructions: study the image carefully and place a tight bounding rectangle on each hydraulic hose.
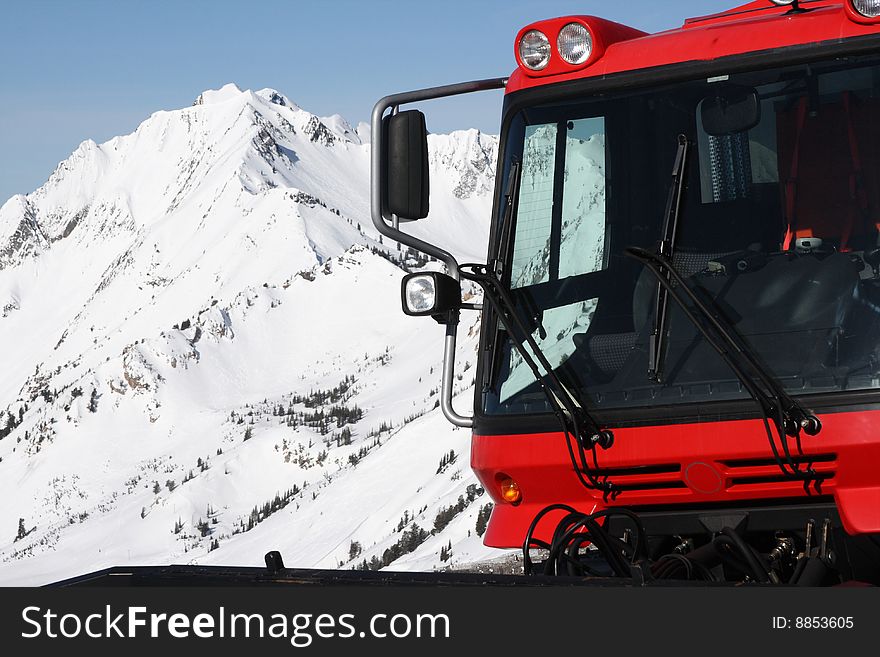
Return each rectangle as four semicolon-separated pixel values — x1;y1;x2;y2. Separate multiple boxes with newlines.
717;528;773;583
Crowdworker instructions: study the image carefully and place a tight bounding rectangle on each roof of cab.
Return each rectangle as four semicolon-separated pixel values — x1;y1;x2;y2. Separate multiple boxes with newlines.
505;1;877;94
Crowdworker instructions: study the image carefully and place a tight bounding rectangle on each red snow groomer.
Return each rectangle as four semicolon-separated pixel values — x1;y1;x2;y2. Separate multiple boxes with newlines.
372;0;880;585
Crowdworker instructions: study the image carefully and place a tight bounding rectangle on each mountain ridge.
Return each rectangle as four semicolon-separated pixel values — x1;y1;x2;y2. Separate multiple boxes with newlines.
0;83;507;584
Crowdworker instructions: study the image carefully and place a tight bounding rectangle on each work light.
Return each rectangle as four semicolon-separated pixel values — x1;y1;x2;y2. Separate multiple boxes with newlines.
518;30;551;70
404;275;436;314
401;272;462;321
557;22;593;65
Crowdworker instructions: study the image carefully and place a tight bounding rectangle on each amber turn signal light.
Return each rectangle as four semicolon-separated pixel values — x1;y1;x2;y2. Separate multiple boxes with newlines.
499;477;522;504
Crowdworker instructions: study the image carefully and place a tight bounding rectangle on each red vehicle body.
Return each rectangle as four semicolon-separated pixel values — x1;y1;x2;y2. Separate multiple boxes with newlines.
374;0;880;584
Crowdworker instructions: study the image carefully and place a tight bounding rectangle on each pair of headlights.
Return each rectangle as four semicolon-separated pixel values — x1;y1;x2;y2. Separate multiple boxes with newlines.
519;22;593;71
517;1;880;75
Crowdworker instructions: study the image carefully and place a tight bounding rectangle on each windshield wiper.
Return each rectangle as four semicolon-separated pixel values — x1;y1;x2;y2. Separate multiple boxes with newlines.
483;158;522;394
492;158;521;281
470;155;617;494
461;262;616;494
649;134;690;382
624;246;823;482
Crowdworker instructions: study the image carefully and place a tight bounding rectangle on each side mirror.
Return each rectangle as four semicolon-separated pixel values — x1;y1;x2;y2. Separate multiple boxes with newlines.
700;84;761;136
384;110;429;220
401;272;461;323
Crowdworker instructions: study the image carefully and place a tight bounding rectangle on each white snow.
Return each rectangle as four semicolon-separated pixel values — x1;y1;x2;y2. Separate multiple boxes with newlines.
0;83;511;585
195;83;245;106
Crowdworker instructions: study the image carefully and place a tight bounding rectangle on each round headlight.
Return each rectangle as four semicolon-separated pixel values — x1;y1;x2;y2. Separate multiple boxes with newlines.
405;275;436;313
557;23;593;65
853;0;880;17
769;0;795;5
519;30;551;71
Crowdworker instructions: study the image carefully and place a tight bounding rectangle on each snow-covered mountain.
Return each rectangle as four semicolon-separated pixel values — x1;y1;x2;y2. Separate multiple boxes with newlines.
0;83;507;585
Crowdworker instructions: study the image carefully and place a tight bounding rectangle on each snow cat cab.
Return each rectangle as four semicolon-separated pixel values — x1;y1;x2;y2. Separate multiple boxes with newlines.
372;0;880;585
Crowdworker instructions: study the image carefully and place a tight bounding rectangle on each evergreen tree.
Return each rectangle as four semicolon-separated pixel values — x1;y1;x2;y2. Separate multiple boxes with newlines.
475;503;493;537
87;388;99;413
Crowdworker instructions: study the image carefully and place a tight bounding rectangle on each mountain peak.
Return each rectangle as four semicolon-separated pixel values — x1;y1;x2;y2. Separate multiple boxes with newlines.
0;78;502;583
255;88;298;110
193;83;243;106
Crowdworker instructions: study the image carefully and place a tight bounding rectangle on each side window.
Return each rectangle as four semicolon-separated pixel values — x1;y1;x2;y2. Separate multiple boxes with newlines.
499;118;607;403
560;117;607;278
509;118;607;289
510;123;557;289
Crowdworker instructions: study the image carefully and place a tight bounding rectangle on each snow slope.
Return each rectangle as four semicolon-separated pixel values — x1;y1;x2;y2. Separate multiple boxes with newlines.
0;83;508;585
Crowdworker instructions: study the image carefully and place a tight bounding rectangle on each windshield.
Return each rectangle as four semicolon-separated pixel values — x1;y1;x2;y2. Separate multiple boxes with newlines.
484;55;880;417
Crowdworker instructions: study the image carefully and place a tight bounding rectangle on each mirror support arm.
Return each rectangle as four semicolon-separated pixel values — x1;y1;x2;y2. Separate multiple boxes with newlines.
370;78;507;283
440;317;472;428
371;78;506;430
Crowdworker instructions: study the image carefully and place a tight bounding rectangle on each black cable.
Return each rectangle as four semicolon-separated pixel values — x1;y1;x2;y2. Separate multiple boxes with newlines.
691;557;720;582
789;555;808;585
524;504;786;584
522;505;650;579
522;504;578;576
717;528;773;583
653;554;693;580
651;552;719;582
713;542;758;580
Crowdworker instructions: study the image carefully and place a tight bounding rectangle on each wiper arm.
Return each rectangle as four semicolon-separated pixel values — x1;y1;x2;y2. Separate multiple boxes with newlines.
484;159;522;392
460;262;616;494
625;246;823;481
649;134;690;382
493;158;521;281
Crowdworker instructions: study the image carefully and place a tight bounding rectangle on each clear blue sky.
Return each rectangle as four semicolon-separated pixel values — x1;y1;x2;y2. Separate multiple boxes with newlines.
0;0;737;203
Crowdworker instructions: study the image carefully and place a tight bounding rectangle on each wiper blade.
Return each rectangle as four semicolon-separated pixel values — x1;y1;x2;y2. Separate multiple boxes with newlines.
484;158;522;392
460;262;616;494
649;134;690;382
493;158;522;280
624;246;823;481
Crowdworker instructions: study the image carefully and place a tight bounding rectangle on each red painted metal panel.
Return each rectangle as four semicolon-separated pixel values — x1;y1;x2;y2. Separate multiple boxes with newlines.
472;409;880;545
505;2;879;95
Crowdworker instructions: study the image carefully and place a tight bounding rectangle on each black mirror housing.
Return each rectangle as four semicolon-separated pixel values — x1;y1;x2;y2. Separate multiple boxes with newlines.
401;272;461;323
700;84;761;136
384;110;430;220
